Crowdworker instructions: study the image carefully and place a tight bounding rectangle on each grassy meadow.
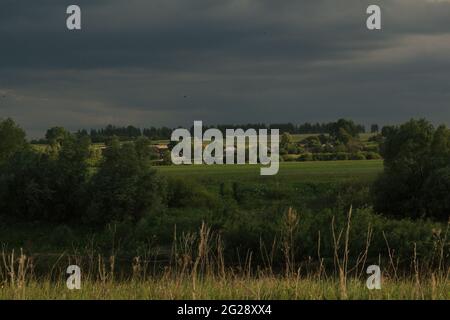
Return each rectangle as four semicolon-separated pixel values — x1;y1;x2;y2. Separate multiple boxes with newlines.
0;160;448;300
1;217;448;300
2;277;448;300
157;160;383;184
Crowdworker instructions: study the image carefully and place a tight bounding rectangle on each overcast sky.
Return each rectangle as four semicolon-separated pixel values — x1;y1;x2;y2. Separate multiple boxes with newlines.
1;0;450;138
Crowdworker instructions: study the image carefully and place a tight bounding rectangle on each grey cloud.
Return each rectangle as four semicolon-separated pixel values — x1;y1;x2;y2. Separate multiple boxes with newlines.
1;0;450;137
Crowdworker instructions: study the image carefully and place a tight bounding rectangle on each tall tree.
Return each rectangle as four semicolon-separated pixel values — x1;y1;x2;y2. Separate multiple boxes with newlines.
86;138;165;224
0;118;27;163
373;119;450;220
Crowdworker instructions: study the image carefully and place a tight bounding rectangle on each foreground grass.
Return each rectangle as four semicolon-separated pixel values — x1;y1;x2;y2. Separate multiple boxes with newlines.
2;276;448;300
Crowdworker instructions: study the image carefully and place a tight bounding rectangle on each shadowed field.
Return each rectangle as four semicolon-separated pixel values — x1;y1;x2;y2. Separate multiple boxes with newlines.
157;160;383;184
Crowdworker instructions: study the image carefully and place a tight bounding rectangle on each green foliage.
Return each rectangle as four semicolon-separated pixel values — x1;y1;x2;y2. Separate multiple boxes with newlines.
50;134;92;222
45;126;69;147
298;152;314;161
368;133;383;144
86;138;165;224
0;149;54;220
423;166;450;220
281;154;299;162
1;118;447;281
374;119;450;220
329;119;362;144
296;152;380;162
0;129;164;225
364;151;382;160
0;118;27;163
350;152;366;161
166;177;220;209
381;125;396;137
313;153;337;161
0;132;91;223
336;152;349;160
300;136;322;152
280;132;294;155
49;225;75;246
134;136;153;161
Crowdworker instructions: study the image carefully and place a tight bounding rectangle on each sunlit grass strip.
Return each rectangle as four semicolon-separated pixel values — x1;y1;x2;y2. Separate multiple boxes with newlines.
1;276;448;300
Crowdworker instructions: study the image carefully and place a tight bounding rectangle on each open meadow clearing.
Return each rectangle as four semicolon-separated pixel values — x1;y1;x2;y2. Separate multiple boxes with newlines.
157;160;383;184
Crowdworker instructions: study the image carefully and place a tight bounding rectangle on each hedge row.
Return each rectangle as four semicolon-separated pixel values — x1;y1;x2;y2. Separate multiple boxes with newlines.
283;151;382;162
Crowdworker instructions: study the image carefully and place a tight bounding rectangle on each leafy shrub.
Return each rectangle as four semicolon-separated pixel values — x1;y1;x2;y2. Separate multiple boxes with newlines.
350;152;366;160
298;153;313;161
336;152;349;160
0;134;91;223
313;153;335;161
363;143;380;153
364;151;382;160
86;139;166;224
49;225;75;246
374;119;450;220
166;177;220;209
282;154;299;162
423;166;450;221
0;118;27;163
0;150;54;221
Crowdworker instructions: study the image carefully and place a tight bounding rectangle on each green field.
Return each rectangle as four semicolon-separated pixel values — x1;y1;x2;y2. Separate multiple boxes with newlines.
157;160;383;184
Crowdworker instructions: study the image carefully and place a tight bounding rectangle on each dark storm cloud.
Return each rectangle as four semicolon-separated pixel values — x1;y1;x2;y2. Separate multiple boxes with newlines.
1;0;450;137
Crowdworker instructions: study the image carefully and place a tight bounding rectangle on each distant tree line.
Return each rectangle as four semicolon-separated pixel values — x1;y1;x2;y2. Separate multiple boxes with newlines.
84;125;173;143
199;121;367;136
31;120;370;144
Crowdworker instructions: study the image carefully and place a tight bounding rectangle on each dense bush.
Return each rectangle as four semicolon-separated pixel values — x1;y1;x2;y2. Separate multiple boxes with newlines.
364;151;382;160
336;152;349;160
0;149;55;221
86;138;166;224
296;152;380;162
373;119;450;220
290;207;446;267
166;177;221;209
0;118;27;163
350;152;366;160
0;133;91;223
313;153;336;161
0;129;166;225
423;166;450;219
94;205;447;268
281;154;299;162
298;153;313;161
